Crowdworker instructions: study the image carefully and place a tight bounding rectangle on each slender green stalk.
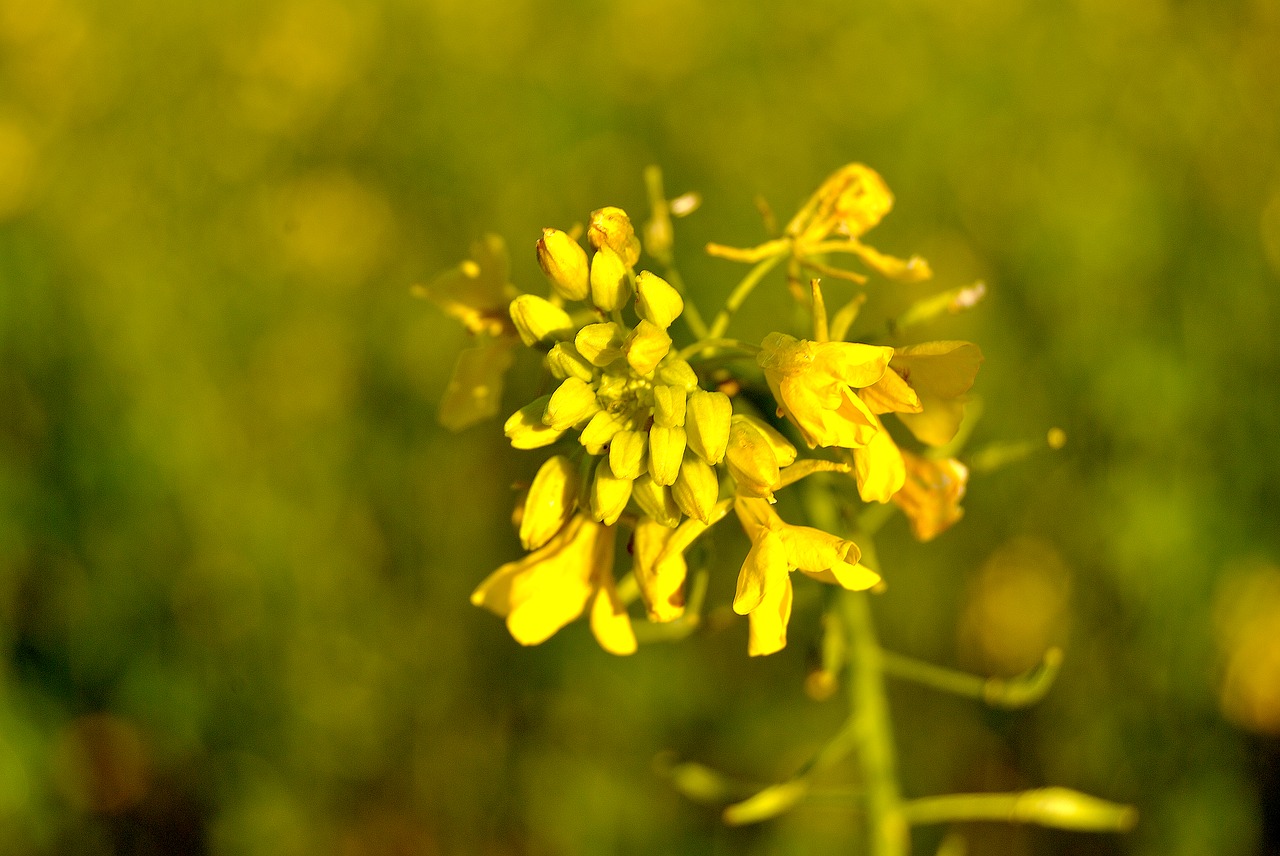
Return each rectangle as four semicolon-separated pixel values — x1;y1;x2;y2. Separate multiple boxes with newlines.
707;252;786;338
662;265;710;339
903;789;1137;832
841;588;910;856
677;338;761;362
881;648;1063;709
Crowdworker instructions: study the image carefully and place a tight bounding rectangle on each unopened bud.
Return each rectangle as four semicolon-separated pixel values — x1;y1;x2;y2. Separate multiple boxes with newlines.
634;271;684;328
633;473;681;528
648;424;687;487
686;390;731;464
673;453;719;523
509;294;573;347
504;396;565;449
624;320;672;375
725;418;781;500
578;409;629;455
609;429;648;481
575;322;625;367
656;358;699;391
588;206;641;267
543;377;600;430
546;342;595;382
591;456;633;525
536;228;590;301
736;414;797;466
589;246;631;312
520;455;578;550
652;385;687;428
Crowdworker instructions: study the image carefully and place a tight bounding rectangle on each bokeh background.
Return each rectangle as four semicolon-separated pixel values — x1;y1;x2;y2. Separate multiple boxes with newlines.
2;0;1279;853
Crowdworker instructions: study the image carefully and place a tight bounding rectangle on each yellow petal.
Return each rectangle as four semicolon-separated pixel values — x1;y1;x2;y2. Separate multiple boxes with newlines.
733;529;787;615
588;206;642;267
853;420;906;503
634;270;684;328
746;575;793;657
509;294;573;347
589;245;631;312
648;424;687;487
685;390;732;465
805;561;881;591
504;396;566;449
519;454;578;550
537;228;590;302
624;319;672;375
859;369;922;415
632;473;682;527
438;339;516;432
632;517;686;622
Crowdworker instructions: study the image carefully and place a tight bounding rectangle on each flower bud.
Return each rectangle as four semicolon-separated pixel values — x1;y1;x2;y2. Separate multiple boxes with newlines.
735;414;797;467
520;455;578;550
632;473;681;528
652;385;686;428
578;409;629;455
536;228;590;301
509;294;573;347
609;429;648;481
648;424;687;487
685;390;731;464
503;396;565;449
624;320;672;376
725;418;781;500
673;453;720;524
546;342;595;382
589;246;631;312
543;377;600;430
590;456;633;526
656;358;699;391
634;271;683;328
588;206;641;267
575;322;625;367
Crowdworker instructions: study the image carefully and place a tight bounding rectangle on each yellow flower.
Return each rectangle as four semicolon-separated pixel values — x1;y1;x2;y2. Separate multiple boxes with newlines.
892;452;969;542
757;332;893;449
414;234;521;431
471;514;636;655
414;234;516;336
632;501;729;622
851;340;982;502
732;498;880;656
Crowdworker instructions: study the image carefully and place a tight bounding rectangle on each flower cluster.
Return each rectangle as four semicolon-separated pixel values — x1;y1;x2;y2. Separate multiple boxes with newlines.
421;165;984;656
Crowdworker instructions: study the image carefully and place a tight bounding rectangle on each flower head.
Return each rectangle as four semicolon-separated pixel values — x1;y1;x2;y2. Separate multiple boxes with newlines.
758;332;894;449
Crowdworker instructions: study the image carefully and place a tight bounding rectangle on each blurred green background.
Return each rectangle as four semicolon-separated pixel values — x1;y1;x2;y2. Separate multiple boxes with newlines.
2;0;1279;853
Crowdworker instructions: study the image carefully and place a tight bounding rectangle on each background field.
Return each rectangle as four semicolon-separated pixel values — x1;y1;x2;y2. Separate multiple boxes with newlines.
1;0;1278;853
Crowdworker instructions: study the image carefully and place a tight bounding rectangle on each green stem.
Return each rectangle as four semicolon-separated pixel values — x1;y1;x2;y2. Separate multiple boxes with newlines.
707;252;786;339
677;338;761;362
881;648;1063;710
841;587;910;856
902;789;1137;832
663;266;710;339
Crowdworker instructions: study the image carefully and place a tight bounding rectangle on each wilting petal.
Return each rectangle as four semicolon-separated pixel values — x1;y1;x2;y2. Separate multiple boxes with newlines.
632;518;687;622
859;368;921;416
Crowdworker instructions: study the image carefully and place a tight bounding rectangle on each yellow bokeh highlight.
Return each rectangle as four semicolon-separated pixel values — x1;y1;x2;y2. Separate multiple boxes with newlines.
959;537;1072;675
0;118;35;220
1214;561;1280;735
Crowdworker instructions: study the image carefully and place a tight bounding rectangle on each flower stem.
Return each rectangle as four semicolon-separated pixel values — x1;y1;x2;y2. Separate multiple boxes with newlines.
677;338;761;362
707;252;786;339
840;586;910;856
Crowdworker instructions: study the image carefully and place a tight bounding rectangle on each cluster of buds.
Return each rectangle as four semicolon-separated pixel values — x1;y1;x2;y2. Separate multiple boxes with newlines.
420;165;983;657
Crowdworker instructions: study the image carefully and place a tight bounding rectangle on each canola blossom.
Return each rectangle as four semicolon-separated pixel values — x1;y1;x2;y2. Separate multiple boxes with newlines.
420;165;986;657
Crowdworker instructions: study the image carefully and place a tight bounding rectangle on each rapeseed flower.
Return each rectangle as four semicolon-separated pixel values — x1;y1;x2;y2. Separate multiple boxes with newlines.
732;498;880;656
757;332;893;449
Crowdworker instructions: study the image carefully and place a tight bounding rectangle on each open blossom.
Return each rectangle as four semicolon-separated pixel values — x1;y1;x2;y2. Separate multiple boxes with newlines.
852;341;983;503
757;332;893;449
893;452;969;542
732;498;881;656
471;513;636;655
